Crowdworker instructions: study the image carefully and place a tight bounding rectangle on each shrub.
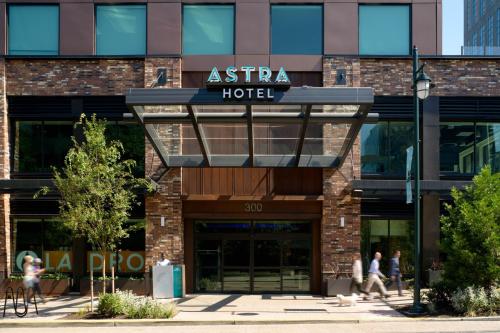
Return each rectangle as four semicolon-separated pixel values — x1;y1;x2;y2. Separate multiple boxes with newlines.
440;166;500;290
450;286;500;316
97;292;124;317
97;290;176;319
423;281;454;312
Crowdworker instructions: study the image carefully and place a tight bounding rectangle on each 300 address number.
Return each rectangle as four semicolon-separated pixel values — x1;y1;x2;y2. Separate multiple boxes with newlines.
244;202;263;213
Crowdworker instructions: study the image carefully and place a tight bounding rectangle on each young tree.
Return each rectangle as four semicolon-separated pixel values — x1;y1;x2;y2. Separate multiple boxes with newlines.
440;166;500;289
37;115;151;293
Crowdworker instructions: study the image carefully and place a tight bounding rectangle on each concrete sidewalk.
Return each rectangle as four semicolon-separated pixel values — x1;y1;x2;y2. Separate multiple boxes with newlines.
1;290;410;324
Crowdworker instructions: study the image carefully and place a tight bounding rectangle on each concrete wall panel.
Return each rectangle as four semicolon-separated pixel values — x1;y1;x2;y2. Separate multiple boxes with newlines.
324;2;358;55
60;3;94;56
148;2;181;55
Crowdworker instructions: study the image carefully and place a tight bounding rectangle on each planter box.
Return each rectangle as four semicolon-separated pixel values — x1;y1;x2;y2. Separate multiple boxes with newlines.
80;279;148;296
428;270;444;286
0;279;70;296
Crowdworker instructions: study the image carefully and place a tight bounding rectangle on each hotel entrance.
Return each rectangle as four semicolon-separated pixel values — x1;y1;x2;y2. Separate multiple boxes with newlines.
193;220;312;293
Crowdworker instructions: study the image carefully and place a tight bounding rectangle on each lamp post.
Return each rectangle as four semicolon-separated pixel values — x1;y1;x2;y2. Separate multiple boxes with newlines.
411;46;434;313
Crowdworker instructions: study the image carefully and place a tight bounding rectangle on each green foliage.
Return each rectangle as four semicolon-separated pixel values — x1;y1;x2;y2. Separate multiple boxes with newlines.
36;114;152;265
97;292;124;317
440;166;500;290
97;290;176;319
451;286;500;316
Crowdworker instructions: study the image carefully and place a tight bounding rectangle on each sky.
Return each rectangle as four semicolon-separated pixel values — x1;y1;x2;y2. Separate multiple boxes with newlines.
442;0;464;55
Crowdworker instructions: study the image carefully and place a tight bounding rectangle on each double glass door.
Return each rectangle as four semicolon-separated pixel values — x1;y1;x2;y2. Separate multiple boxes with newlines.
194;220;312;293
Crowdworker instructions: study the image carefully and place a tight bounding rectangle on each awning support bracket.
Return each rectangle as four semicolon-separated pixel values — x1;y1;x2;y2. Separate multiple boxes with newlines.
187;105;211;167
295;105;312;167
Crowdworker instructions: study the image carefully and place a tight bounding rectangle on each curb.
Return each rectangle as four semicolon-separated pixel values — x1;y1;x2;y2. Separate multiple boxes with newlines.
1;316;499;328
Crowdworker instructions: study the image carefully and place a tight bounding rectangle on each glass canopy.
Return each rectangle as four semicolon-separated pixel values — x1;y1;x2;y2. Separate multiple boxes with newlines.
126;87;376;168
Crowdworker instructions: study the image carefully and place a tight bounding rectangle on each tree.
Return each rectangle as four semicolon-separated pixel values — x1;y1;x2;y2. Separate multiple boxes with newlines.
440;166;500;289
37;115;152;293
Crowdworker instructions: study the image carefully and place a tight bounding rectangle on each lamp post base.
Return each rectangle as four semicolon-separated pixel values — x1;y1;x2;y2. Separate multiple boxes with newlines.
407;303;426;315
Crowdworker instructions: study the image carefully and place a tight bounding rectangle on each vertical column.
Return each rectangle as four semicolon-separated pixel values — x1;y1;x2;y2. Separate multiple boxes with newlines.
422;96;441;273
143;58;183;270
321;57;361;290
0;58;10;277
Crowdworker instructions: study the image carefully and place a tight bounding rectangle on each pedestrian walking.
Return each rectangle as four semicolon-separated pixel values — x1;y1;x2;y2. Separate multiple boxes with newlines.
32;258;46;302
385;250;403;296
363;252;390;299
349;253;369;297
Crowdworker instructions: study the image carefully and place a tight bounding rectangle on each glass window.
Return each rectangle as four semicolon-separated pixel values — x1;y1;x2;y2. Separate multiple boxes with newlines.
96;5;146;55
106;123;145;177
361;218;414;276
475;123;500;173
359;5;410;55
182;5;234;55
271;5;323;55
14;121;73;173
440;122;475;175
8;5;59;55
361;121;413;176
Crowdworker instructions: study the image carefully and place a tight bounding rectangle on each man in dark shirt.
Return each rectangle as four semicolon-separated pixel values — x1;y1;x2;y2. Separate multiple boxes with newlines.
385;250;403;296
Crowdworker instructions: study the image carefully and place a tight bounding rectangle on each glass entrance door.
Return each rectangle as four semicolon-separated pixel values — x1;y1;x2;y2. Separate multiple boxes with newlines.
194;220;312;293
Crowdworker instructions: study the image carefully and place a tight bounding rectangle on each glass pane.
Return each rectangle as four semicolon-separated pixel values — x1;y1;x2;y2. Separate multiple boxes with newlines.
387;122;414;175
271;5;323;55
8;5;59;55
475;123;500;173
183;5;234;55
254;221;311;233
96;5;146;55
282;240;310;267
361;122;389;174
388;220;414;275
282;269;310;292
14;219;43;272
253;269;281;292
16;121;43;172
359;5;410;55
223;269;250;292
106;124;145;177
43;121;73;171
120;220;145;251
196;240;220;267
254;240;280;267
440;122;475;174
195;221;251;233
303;123;352;156
223;240;250;266
43;220;72;251
197;267;221;292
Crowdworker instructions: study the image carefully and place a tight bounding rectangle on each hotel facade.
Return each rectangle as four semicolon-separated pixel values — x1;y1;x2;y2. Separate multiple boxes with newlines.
0;0;498;295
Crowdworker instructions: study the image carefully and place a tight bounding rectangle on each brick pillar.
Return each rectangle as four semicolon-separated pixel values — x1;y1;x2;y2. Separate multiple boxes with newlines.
143;58;183;270
321;57;361;286
0;58;10;278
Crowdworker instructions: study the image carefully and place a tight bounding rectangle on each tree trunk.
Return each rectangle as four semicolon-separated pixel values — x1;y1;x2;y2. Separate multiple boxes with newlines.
102;250;106;294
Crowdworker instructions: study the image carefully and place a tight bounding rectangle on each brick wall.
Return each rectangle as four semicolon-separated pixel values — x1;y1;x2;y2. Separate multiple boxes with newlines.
0;58;9;277
322;57;362;283
143;58;184;269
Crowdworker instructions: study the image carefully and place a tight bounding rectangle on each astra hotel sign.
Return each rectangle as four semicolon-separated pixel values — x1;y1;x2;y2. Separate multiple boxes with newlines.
206;66;291;101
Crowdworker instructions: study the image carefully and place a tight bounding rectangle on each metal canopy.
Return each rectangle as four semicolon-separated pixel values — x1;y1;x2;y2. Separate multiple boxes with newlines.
126;87;376;168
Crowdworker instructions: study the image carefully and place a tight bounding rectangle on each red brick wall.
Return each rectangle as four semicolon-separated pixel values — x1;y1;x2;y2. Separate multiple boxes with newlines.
143;58;184;269
0;58;9;277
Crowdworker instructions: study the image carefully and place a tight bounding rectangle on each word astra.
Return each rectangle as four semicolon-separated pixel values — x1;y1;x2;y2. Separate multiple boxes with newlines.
223;87;274;100
207;66;290;84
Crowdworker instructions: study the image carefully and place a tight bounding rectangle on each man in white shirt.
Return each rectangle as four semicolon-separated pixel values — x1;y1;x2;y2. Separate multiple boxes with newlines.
363;252;390;299
156;253;171;266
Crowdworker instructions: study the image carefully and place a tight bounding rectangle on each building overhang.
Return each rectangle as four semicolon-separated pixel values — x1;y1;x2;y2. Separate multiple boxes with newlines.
125;86;376;168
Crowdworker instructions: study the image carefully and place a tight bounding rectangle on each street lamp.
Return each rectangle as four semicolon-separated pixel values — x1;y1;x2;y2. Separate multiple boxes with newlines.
411;46;434;314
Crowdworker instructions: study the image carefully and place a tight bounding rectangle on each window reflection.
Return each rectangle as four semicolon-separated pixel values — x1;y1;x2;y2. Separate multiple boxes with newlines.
361;121;413;176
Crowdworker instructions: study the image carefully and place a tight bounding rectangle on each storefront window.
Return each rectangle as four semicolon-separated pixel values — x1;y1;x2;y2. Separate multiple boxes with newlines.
361;121;413;176
12;219;72;273
14;121;73;173
359;5;410;55
440;122;499;175
271;5;323;55
96;5;146;55
361;218;414;276
106;123;145;176
182;5;234;55
8;5;59;55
